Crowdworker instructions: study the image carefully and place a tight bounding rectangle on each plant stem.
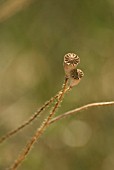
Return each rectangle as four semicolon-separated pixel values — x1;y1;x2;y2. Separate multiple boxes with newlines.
0;87;70;144
9;78;68;170
0;94;57;144
49;101;114;124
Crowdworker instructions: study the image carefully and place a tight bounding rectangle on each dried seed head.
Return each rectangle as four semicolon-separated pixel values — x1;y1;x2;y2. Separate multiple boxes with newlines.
70;69;84;79
63;53;80;78
64;53;80;65
69;69;84;87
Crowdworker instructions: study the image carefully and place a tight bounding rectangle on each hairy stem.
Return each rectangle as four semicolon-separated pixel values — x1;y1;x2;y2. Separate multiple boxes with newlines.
0;87;70;144
9;78;68;170
49;101;114;124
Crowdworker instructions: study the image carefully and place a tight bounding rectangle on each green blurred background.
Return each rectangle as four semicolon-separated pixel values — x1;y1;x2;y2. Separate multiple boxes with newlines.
0;0;114;169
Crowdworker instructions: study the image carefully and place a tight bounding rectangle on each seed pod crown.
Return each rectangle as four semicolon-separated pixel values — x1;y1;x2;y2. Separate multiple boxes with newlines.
63;52;84;87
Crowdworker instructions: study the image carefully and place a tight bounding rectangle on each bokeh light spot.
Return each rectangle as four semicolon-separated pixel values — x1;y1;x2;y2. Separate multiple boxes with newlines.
102;154;114;170
62;120;92;147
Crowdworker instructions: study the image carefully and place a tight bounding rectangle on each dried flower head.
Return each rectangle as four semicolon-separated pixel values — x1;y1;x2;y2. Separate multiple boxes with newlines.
69;69;84;87
63;53;80;78
64;53;80;65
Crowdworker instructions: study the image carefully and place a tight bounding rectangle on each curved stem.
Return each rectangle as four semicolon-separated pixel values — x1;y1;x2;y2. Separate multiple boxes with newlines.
49;101;114;124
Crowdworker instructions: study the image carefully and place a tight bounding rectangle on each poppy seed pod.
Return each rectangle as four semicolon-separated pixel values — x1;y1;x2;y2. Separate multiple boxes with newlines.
63;53;80;78
69;69;84;87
